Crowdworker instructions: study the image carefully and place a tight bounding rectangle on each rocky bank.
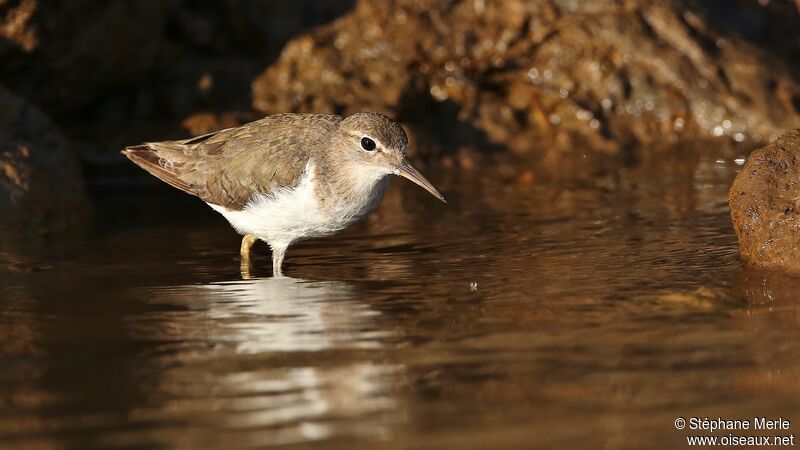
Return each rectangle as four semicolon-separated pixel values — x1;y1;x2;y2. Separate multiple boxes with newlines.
253;0;800;173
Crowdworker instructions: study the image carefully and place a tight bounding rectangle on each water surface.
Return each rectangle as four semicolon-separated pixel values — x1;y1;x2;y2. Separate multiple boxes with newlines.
2;152;799;449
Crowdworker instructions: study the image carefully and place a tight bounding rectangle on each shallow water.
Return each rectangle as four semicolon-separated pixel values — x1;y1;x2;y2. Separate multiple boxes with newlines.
2;152;800;449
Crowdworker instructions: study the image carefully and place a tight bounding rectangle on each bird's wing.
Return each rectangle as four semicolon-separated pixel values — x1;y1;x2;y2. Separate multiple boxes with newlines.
123;114;342;210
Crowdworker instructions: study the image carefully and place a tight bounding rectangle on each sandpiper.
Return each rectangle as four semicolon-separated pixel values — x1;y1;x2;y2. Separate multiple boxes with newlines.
123;112;445;277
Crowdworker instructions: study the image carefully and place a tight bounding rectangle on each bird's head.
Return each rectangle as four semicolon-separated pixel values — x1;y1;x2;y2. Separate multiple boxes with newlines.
336;112;445;203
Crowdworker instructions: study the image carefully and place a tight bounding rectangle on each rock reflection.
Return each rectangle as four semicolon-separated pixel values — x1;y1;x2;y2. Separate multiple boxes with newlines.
735;267;800;310
728;268;800;402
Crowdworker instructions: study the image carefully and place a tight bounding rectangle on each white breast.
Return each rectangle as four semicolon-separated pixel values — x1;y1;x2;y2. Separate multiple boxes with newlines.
207;161;388;250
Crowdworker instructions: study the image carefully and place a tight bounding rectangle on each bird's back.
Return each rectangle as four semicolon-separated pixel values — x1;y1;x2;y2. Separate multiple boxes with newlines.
123;114;342;210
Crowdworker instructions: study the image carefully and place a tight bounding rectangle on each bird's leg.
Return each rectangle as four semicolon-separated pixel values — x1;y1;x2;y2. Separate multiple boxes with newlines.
240;234;257;260
239;234;257;279
271;245;287;278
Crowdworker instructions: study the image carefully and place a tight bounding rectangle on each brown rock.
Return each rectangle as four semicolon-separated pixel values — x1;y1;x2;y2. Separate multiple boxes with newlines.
0;85;91;234
181;111;257;137
252;0;800;166
729;128;800;271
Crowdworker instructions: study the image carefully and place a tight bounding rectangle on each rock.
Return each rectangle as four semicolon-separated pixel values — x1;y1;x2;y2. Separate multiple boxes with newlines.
0;1;167;114
0;0;355;188
0;0;352;119
252;0;800;166
0;85;91;234
180;111;257;138
729;128;800;271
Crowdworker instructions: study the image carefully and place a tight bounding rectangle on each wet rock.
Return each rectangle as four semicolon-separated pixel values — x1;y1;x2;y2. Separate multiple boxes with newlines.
252;0;800;166
0;85;91;234
729;128;800;271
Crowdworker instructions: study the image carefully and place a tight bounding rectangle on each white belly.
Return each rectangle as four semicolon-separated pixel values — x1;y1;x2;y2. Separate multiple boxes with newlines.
207;162;387;250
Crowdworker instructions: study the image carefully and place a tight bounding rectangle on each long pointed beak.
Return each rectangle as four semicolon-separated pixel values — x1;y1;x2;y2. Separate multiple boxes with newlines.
394;160;446;203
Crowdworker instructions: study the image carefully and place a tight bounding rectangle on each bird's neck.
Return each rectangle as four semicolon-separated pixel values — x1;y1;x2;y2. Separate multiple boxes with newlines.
314;158;390;213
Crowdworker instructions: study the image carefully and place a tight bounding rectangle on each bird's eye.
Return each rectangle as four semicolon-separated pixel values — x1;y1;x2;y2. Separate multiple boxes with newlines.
361;137;376;151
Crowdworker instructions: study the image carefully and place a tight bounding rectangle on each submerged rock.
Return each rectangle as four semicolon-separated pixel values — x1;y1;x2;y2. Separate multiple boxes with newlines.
0;85;91;234
252;0;800;166
729;128;800;271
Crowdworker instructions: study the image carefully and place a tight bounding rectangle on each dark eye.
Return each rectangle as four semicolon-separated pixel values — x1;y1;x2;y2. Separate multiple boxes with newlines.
360;137;376;151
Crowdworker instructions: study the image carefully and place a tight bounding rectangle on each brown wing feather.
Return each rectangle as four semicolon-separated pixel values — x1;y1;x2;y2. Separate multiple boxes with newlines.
122;145;194;194
122;114;342;210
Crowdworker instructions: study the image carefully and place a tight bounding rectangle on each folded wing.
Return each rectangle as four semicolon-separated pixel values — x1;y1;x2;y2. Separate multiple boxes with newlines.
122;114;341;210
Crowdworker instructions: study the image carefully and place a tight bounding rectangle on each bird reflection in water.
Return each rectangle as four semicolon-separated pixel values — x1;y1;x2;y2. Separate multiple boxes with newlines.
126;277;404;445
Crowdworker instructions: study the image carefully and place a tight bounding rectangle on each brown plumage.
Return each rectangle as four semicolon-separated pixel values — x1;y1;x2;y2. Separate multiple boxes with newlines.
122;114;341;210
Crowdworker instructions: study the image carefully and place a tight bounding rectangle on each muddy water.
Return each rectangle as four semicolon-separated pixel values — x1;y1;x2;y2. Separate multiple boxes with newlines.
2;151;800;449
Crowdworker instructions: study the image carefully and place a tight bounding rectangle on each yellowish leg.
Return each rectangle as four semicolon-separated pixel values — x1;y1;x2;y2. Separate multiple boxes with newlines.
240;234;257;279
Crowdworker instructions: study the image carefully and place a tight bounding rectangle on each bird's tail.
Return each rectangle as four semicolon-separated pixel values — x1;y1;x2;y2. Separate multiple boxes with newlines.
121;144;194;194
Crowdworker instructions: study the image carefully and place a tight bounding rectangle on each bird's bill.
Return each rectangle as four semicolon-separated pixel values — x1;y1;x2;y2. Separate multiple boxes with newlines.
395;160;446;203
